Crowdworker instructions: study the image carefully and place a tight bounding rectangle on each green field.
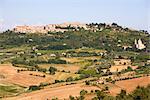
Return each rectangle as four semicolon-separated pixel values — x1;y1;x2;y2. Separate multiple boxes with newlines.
0;83;25;98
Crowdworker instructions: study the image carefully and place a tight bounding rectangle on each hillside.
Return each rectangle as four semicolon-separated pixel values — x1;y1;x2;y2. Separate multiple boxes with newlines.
1;23;149;50
0;23;150;100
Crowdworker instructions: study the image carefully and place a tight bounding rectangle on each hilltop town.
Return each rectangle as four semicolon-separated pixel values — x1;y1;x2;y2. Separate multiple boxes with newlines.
13;22;87;33
13;22;148;34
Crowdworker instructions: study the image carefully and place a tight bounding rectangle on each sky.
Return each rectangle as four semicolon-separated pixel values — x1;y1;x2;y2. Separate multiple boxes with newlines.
0;0;149;32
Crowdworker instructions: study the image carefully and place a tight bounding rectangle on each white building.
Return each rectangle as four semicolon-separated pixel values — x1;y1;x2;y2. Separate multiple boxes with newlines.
135;39;146;50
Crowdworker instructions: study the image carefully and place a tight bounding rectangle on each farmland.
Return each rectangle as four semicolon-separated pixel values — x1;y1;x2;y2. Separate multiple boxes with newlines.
0;64;79;87
108;76;150;96
0;83;25;98
0;23;149;100
4;83;100;100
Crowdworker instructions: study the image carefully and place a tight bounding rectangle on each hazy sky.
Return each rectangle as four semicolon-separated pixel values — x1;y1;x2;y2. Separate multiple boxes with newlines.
0;0;149;32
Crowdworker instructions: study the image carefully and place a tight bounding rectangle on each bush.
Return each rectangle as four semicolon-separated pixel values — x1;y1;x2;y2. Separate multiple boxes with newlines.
112;80;116;84
79;74;90;79
78;95;85;100
85;81;90;85
80;89;88;96
49;67;57;75
48;59;67;64
95;90;105;100
28;85;40;91
105;86;109;91
66;77;73;82
106;77;112;82
69;95;75;100
91;90;94;93
38;68;47;73
55;80;60;83
39;82;49;87
43;45;72;50
78;69;97;77
52;97;58;100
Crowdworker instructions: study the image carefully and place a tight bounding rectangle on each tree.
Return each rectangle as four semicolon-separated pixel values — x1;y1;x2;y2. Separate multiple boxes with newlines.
105;86;109;91
116;89;126;100
49;67;57;75
69;95;75;100
66;77;73;82
78;95;85;100
52;97;58;100
80;89;88;96
95;90;105;100
38;68;47;73
106;77;112;82
28;85;41;91
85;81;90;85
126;66;133;71
48;58;67;64
111;23;118;27
103;96;115;100
112;80;116;84
132;85;150;100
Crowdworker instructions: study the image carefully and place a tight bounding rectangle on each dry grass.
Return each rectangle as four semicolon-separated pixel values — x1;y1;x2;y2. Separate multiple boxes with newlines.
38;64;80;73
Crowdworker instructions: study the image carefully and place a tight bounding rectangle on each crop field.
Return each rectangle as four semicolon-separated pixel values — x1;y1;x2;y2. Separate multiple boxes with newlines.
4;83;100;100
38;64;81;73
108;76;150;96
0;64;49;87
0;82;25;98
60;56;101;63
0;64;79;87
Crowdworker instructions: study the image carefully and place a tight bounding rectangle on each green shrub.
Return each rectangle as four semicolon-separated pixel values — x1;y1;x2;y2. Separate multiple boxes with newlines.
80;89;88;96
49;67;57;75
28;85;40;91
48;59;67;64
66;77;73;82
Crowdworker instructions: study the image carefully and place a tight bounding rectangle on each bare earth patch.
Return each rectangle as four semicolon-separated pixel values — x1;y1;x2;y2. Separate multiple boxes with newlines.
0;64;79;87
0;64;52;87
109;76;150;96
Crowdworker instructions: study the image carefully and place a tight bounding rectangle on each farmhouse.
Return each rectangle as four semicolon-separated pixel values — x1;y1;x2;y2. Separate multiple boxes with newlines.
36;53;42;56
50;54;56;57
122;45;132;50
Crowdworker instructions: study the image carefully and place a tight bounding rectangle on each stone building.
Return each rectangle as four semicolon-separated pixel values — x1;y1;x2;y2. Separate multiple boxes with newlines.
135;39;146;50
